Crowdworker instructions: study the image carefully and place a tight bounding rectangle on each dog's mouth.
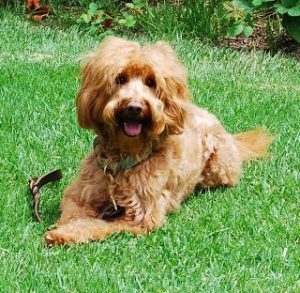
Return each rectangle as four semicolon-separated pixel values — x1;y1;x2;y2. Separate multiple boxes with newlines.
123;120;143;137
119;117;152;137
116;107;151;137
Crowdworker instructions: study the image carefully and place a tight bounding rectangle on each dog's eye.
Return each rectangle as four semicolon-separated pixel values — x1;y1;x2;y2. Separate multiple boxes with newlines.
116;74;127;85
146;78;156;88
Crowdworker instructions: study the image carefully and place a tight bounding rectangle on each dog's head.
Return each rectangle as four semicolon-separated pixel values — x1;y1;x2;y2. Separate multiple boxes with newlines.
77;37;189;150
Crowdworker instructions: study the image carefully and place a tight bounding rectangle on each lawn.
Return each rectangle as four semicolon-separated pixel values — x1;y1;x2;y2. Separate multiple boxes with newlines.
0;11;299;292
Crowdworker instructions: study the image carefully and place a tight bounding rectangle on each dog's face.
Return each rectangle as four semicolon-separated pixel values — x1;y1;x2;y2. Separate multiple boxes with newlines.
76;37;189;149
102;62;165;139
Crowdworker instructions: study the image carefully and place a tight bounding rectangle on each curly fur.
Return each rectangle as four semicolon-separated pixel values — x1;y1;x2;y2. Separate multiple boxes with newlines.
45;37;272;246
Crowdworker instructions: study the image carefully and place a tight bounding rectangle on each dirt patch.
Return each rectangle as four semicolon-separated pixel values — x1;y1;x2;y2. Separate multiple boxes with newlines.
221;19;300;60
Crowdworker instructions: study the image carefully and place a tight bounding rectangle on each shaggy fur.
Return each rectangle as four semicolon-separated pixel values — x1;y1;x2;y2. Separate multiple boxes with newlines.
45;37;272;246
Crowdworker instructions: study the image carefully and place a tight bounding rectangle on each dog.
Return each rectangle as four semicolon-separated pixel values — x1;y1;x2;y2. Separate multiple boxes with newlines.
45;37;272;246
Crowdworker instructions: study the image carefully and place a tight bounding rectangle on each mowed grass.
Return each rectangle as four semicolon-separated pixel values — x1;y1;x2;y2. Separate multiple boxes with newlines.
0;12;299;292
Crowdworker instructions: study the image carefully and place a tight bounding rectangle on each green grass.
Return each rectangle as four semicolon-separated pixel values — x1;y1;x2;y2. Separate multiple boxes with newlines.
137;0;226;41
0;11;299;292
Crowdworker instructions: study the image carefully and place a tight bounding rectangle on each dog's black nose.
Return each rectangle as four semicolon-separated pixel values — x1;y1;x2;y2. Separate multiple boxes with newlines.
118;102;144;121
120;102;143;119
127;103;142;115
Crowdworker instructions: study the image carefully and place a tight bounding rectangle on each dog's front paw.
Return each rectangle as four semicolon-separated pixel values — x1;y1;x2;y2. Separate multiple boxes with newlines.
45;230;75;247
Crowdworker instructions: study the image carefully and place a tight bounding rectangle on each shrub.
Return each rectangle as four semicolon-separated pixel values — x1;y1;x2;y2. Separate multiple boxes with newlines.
224;0;300;43
75;0;227;41
76;0;146;34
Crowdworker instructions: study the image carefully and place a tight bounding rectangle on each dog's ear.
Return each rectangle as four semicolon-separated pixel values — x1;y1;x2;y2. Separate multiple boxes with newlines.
76;58;97;129
159;80;187;135
148;41;189;135
152;41;189;98
76;49;113;129
163;94;186;135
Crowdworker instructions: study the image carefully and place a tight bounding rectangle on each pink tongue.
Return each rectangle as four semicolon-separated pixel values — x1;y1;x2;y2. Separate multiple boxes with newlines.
124;122;142;137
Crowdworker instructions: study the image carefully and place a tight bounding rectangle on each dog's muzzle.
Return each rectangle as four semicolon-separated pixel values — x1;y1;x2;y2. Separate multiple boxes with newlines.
117;102;150;137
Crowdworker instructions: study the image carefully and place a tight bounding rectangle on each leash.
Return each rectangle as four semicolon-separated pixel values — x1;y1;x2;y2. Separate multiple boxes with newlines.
28;169;63;222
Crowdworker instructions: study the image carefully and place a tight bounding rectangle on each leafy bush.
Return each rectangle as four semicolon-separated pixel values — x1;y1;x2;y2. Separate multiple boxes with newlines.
76;0;145;34
224;0;300;43
0;1;228;42
75;0;227;41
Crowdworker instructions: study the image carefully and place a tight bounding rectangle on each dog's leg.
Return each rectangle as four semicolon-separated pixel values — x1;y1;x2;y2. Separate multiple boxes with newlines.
200;132;243;188
53;187;98;227
45;218;144;246
54;171;111;226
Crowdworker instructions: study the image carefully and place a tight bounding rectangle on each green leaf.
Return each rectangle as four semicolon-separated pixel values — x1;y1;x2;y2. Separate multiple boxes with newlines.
243;25;254;37
118;19;126;24
224;1;235;12
234;0;253;11
253;0;274;5
80;13;92;24
287;6;300;16
124;15;136;27
88;2;99;14
275;4;289;14
125;3;135;9
227;22;245;37
252;0;262;6
282;15;300;42
234;0;251;9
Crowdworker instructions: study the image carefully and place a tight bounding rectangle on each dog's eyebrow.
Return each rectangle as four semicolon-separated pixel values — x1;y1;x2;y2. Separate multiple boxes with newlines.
123;64;155;77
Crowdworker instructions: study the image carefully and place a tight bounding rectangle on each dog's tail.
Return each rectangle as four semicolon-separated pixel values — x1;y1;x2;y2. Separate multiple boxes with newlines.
234;127;273;162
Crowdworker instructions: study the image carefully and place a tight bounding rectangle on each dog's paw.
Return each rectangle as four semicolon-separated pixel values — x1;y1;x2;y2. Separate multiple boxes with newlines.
44;230;74;247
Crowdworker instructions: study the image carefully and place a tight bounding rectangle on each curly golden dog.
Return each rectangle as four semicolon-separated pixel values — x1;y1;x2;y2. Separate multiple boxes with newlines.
45;37;272;246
